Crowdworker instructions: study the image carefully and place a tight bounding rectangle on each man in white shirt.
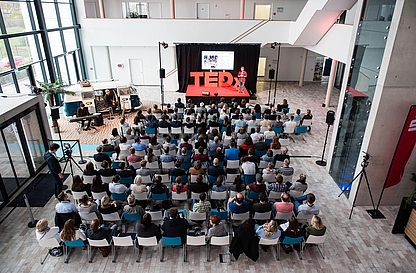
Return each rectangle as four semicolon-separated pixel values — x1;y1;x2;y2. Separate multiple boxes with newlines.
284;115;296;128
109;175;129;194
239;157;256;176
251;127;264;144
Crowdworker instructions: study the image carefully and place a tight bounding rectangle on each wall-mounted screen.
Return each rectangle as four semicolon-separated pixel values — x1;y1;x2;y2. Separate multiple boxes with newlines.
201;51;234;70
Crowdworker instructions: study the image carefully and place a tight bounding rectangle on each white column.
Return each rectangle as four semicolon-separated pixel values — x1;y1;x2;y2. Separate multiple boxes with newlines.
98;0;105;18
299;49;308;87
325;59;338;107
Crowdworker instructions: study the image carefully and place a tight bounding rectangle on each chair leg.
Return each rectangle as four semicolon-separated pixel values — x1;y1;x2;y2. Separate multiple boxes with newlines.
277;244;280;261
183;244;187;262
136;246;142;263
40;249;49;265
207;245;210;262
299;242;303;260
64;245;69;263
112;244;116;263
88;245;92;263
159;244;164;262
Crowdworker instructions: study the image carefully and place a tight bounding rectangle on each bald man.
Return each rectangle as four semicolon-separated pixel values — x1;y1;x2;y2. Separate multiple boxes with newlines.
228;193;249;214
207;158;225;177
208;136;223;152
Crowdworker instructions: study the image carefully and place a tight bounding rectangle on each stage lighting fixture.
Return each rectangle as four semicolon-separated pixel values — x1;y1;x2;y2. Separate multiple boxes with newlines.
161;42;168;49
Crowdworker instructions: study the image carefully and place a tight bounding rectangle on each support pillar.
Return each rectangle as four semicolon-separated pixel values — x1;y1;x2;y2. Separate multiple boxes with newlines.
98;0;105;18
325;59;338;107
240;0;245;19
299;48;308;87
170;0;175;19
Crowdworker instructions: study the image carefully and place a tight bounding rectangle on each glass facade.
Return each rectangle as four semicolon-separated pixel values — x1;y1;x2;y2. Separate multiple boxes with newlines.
330;0;396;197
0;0;86;95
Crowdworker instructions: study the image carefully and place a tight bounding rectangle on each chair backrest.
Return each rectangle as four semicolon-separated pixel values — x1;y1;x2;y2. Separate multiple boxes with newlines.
263;173;275;183
295;126;308;134
72;191;87;201
101;176;113;184
274;161;284;168
274;211;293;220
186;235;205;246
210;209;228;220
87;238;109;247
253;211;272;220
225;173;237;183
102;212;121;222
103;151;114;157
112;161;121;169
207;175;218;184
302;119;312;126
129;161;141;169
281;236;303;245
113;236;134;247
157;174;169;183
296;212;314;221
162;161;174;169
247;190;260;200
165;209;186;219
279;138;290;146
92;191;107;200
190;191;201;200
268;191;283;200
288;190;303;198
271;149;281;157
147;210;163;221
141;139;150;145
120;176;134;184
112;192;128;201
153;149;162;156
159;127;169;134
184;127;194;134
133;192;148;201
83;175;95;184
284;123;296;134
272;127;282;134
188;211;207;221
226;160;239;169
265;138;272;146
236;139;245;147
180;162;192;169
79;212;97;222
231;211;250;221
147;161;159;169
229;190;245;199
137;236;158;246
162;236;182;246
145;127;156;134
254;149;267;157
138;175;152;184
305;233;328;246
259;237;279;246
172;175;187;184
171;191;188;200
258;161;268;169
282;175;293;183
63;238;85;247
190;175;199;183
210;235;230;246
210;191;227;200
171;127;182;134
135;149;146;157
123;212;142;221
151;193;168;200
38;238;60;248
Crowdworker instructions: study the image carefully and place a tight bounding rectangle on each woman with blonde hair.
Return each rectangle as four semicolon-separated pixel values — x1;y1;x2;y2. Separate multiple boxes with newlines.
305;215;326;239
131;176;147;194
60;219;86;242
289;173;308;193
35;219;61;242
256;220;281;240
98;195;119;215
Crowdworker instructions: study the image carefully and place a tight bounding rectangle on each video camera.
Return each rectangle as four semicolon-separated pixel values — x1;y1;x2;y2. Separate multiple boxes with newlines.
63;143;72;157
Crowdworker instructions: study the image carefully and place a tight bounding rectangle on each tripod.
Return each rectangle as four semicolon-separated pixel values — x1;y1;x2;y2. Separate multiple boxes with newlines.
61;148;84;177
338;152;378;219
316;123;331;166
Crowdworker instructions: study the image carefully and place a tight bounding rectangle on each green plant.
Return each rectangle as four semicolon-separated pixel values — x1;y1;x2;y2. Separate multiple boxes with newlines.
35;75;74;107
405;173;416;208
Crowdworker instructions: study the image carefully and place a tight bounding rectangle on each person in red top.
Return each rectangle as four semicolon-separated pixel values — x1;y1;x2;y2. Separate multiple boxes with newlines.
273;192;294;213
237;66;247;93
194;146;209;162
246;174;267;193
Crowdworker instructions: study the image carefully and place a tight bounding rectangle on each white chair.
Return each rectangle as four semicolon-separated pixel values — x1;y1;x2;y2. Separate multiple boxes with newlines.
260;126;268;133
184;127;194;134
141;139;150;145
258;161;269;169
280;138;290;146
162;161;174;170
208;235;231;262
171;127;182;134
147;161;159;169
229;190;245;199
79;212;97;223
268;191;283;201
153;149;162;156
188;211;207;222
83;175;95;184
159;127;169;135
227;160;239;169
231;211;250;221
226;173;237;183
185;235;206;262
72;191;88;203
259;237;279;261
101;176;113;184
133;192;148;201
236;138;244;147
169;149;177;156
253;211;272;220
138;175;152;184
137;236;158;262
135;150;146;157
153;113;162;120
263;173;275;183
304;234;328;259
210;191;227;200
102;212;121;222
289;190;303;198
129;162;141;169
296;212;314;224
282;175;293;183
223;138;231;147
158;174;170;184
302;119;312;127
172;191;188;201
92;191;107;200
271;149;281;157
191;191;201;200
119;149;130;159
247;126;256;134
147;210;163;222
112;236;135;263
190;175;199;183
275;161;284;168
274;211;293;221
87;238;110;263
210;127;219;132
37;238;61;264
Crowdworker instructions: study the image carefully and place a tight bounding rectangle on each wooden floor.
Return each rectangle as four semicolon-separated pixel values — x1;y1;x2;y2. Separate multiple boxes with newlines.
0;81;415;272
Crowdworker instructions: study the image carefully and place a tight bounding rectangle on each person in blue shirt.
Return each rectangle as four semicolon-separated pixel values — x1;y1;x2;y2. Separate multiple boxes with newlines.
293;109;302;122
212;176;227;192
225;141;239;160
160;147;175;162
234;115;247;129
174;98;184;109
228;193;249;215
171;114;182;127
132;137;147;152
261;150;274;162
145;115;158;128
177;147;191;163
55;192;78;214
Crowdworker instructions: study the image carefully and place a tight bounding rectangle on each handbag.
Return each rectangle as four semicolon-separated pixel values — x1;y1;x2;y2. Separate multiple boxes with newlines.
101;246;111;257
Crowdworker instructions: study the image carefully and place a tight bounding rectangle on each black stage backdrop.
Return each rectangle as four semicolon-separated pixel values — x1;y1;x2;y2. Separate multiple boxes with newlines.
176;43;261;94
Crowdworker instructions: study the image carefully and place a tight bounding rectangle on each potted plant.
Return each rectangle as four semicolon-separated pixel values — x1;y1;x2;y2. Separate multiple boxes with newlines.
392;173;416;234
33;75;74;133
405;173;416;207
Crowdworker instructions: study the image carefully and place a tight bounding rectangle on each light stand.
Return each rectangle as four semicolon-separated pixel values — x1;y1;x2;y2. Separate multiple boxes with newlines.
158;41;168;110
61;143;84;178
316;123;331;166
271;42;281;106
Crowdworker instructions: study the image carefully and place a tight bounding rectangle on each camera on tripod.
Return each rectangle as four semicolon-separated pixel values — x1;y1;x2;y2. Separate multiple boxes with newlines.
63;143;72;157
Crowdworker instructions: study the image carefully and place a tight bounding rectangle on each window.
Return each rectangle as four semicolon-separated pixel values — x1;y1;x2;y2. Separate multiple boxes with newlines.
122;2;149;18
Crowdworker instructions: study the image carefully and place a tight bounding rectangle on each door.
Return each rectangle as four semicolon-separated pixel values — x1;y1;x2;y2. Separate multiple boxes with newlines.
149;2;162;18
85;2;98;18
197;3;209;19
129;59;144;85
257;57;266;77
254;4;271;20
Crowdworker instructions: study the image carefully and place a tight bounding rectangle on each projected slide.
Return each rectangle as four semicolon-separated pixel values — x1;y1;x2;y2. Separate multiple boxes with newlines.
201;51;234;70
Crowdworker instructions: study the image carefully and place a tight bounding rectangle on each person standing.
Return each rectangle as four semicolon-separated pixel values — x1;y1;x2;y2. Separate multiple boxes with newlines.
44;143;66;198
237;66;247;94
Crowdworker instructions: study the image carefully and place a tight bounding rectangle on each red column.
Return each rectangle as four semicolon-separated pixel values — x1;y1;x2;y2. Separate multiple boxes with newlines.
98;0;105;18
170;0;175;19
240;0;245;19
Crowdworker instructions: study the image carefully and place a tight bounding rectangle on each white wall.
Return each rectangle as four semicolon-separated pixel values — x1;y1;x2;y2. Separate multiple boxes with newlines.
175;0;240;19
245;0;307;20
345;2;358;24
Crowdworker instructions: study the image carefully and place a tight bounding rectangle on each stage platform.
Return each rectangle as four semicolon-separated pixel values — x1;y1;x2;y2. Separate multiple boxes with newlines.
186;85;250;104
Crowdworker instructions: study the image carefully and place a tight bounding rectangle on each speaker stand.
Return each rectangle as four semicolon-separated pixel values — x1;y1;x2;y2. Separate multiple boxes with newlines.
316;123;331;166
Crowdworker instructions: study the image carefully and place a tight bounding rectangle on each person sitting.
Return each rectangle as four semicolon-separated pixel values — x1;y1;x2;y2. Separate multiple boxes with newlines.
264;126;276;140
239;157;256;176
207;128;219;141
139;129;151;140
244;148;259;163
184;109;195;122
195;134;207;150
131;176;147;194
116;162;135;179
208;158;225;177
290;173;308;192
273;192;294;213
305;215;326;239
301;109;313;131
171;114;182;128
274;147;290;162
112;146;126;162
279;159;294;176
99;196;119;215
281;109;289;122
162;207;189;244
101;138;115;153
208;136;223;152
98;160;116;177
251;192;272;215
158;114;171;129
243;108;252;121
212;176;227;192
211;146;225;163
189;160;204;176
55;192;78;214
194;146;209;162
109;174;129;194
225;140;239;160
277;99;289;112
60;219;86;243
78;194;100;217
170;160;187;177
175;98;184;109
259;114;272;128
145;108;156;122
230;175;245;192
136;160;152;177
119;117;131;135
247;173;266;193
234;114;247;130
268;174;287;193
236;126;248;140
71;175;91;196
253;136;268;153
127;147;142;163
192;192;211;213
296;193;319;215
150;175;169;194
84;161;99;176
132;137;147;152
76;103;91;129
180;135;193;151
255;220;281;247
196;102;207;115
270;136;281;151
86;218;117;243
94;146;112;163
119;136;131;152
263;162;276;175
132;116;144;136
160;147;175;162
208;115;220;129
251;127;264;144
280;217;305;253
162;136;176;153
184;117;195;131
206;215;227;243
272;115;283;128
230;219;259;262
246;115;257;131
240;136;253;158
35;219;61;242
284;115;296;129
149;136;162;152
110;128;121;146
261;150;275;163
136;213;162;242
228;193;249;215
189;174;209;193
145;115;158;129
172;176;188;195
177;147;191;163
123;194;145;215
195;116;207;133
293;109;302;122
91;176;111;196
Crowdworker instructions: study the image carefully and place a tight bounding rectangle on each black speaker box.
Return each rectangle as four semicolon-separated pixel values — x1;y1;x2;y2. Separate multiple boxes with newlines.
268;69;275;79
50;107;60;120
159;68;165;78
326;110;335;125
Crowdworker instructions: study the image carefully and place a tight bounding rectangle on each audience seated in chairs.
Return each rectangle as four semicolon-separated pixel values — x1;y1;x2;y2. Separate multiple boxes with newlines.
255;220;281;251
253;136;268;153
264;126;275;139
61;219;86;243
236;126;248;140
99;196;120;215
208;136;223;152
170;161;187;177
296;193;319;215
194;146;209;163
277;99;289;112
262;150;275;163
192;192;211;213
163;136;176;151
270;136;281;151
173;177;188;195
127;147;142;163
240;137;253;157
109;174;129;194
78;194;100;217
272;115;283;129
120;117;131;135
239;157;256;177
72;175;91;196
116;162;135;179
177;147;191;163
279;159;294;176
189;174;208;193
263;162;276;175
305;215;326;239
251;127;264;144
290;173;308;192
145;108;156;122
123;194;145;215
244;148;259;163
36;219;61;242
260;114;271;128
94;146;112;163
211;146;225;163
136;213;162;242
84;162;99;176
228;193;249;214
195;134;207;150
110;128;121;146
225;140;239;160
159;114;171;129
136;160;152;177
131;176;147;194
273;192;294;213
149;136;162;151
208;158;225;177
268;174;287;193
160;147;175;163
56;192;78;214
132;136;147;152
150;176;169;194
230;175;244;192
251;192;272;215
171;114;182;128
274;147;290;162
180;135;193;151
86;218;117;243
230;219;259;262
246;174;266;193
139;129;151;140
162;207;189;244
132;116;144;136
206;215;227;243
112;146;126;162
175;98;184;109
280;217;305;253
284;115;296;128
91;176;111;197
189;160;205;176
212;176;227;192
281;109;289;122
101;138;115;153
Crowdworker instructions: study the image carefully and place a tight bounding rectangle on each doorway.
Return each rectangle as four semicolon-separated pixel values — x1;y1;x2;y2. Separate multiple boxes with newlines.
197;3;209;19
254;4;271;20
149;2;162;18
85;2;98;18
129;59;144;85
257;57;266;77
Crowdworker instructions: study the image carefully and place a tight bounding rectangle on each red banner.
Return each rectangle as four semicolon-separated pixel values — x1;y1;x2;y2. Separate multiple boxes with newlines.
385;105;416;188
